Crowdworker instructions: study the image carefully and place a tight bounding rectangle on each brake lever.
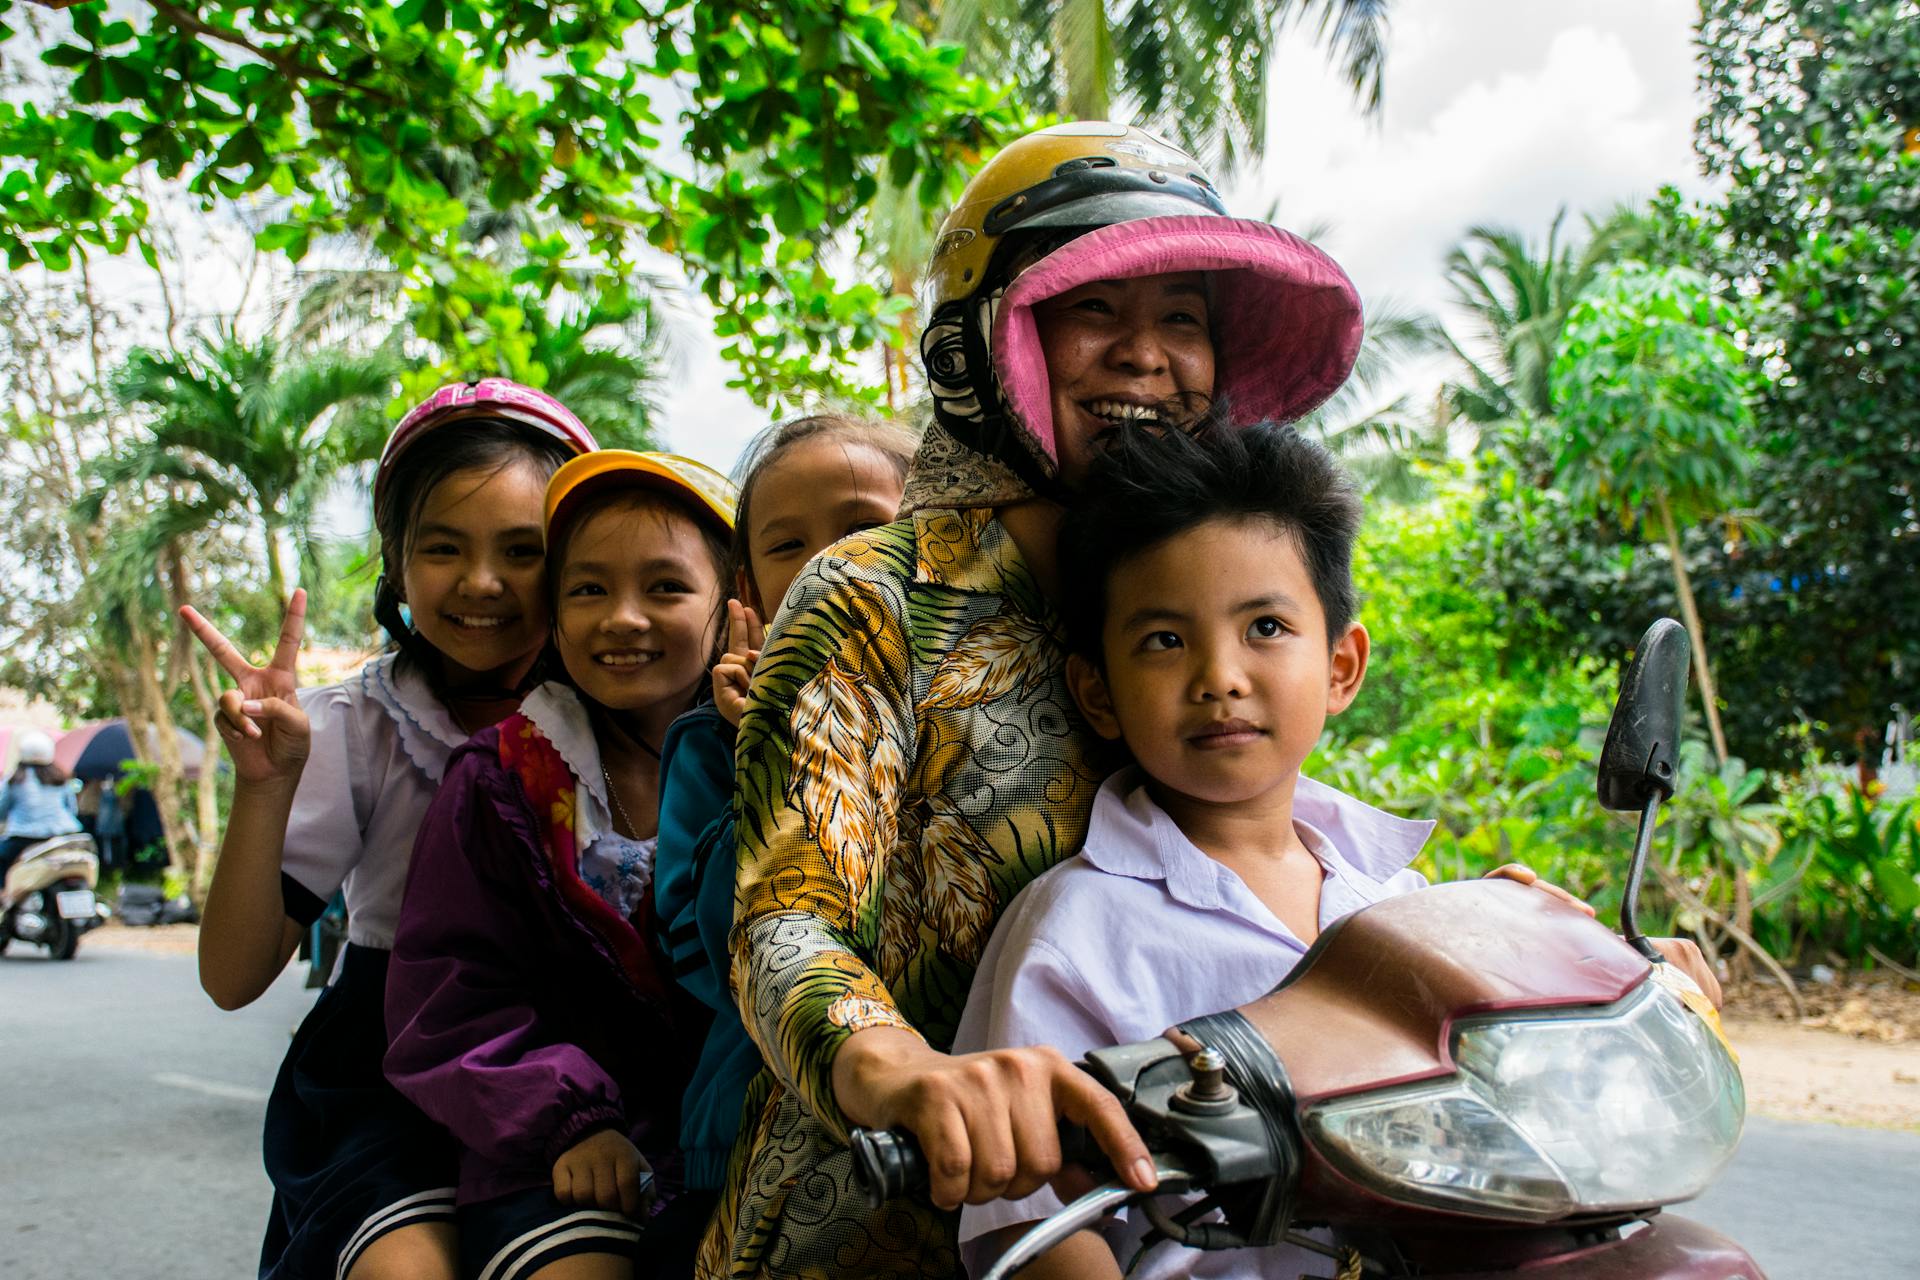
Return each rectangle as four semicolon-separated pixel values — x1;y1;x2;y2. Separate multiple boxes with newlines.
978;1155;1196;1280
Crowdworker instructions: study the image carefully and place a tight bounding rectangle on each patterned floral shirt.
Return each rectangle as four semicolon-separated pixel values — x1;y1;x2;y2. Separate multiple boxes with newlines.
699;505;1116;1279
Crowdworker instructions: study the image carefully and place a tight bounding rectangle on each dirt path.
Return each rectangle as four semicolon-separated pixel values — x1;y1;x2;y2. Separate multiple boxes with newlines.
85;925;1920;1131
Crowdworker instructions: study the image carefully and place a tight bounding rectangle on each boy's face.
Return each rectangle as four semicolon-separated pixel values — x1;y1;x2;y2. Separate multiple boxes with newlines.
1067;516;1368;810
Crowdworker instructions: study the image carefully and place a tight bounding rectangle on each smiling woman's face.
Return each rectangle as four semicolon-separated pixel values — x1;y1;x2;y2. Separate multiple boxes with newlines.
1032;270;1216;488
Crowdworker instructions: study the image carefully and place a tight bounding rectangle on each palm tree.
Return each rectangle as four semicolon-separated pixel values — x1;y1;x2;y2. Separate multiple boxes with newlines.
909;0;1389;172
1299;298;1450;503
521;291;669;452
91;329;404;603
1441;208;1633;432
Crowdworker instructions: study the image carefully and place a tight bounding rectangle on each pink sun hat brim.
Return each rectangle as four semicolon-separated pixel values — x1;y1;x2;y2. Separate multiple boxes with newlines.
989;215;1363;462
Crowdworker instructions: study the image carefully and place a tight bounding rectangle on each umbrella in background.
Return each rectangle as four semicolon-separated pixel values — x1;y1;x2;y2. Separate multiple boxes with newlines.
54;719;210;781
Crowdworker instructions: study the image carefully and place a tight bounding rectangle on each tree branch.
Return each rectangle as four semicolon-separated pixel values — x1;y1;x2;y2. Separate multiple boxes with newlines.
142;1;398;106
1650;861;1804;1016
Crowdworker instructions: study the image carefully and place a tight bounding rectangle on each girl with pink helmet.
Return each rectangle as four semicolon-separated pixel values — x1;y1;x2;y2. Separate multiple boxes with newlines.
182;379;596;1280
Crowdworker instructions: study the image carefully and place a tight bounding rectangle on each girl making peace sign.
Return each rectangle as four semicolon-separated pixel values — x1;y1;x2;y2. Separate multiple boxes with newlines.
183;381;595;1280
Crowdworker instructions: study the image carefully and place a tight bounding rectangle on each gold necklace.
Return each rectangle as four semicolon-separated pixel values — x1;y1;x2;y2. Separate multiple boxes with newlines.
600;765;638;837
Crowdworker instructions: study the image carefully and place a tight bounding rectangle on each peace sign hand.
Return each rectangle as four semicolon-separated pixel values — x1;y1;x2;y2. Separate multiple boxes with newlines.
178;590;312;787
712;598;765;728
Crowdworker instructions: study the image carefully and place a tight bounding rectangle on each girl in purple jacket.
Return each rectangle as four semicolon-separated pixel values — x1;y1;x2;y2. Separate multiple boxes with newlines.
385;451;737;1280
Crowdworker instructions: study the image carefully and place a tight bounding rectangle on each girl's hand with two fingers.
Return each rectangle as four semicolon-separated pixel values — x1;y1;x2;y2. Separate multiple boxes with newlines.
712;598;765;728
552;1128;654;1216
179;589;312;787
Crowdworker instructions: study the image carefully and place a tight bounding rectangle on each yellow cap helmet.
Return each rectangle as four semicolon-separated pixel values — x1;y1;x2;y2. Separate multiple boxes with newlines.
544;450;738;545
924;122;1226;315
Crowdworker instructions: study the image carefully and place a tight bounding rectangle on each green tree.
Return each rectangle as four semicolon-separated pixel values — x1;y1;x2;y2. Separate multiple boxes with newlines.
1548;263;1755;766
1300;298;1449;504
1442;209;1632;430
1;0;1022;406
96;329;403;602
1694;0;1920;766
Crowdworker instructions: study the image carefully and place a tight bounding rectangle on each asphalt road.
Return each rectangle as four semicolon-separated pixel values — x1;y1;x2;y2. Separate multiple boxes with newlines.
2;942;1915;1279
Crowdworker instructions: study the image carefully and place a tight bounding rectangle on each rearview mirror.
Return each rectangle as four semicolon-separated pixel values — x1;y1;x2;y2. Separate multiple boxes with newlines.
1597;618;1691;811
1600;618;1692;963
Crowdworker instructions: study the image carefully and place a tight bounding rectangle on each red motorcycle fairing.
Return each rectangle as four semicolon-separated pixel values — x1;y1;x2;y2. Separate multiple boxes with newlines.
1405;1214;1764;1279
1237;878;1651;1105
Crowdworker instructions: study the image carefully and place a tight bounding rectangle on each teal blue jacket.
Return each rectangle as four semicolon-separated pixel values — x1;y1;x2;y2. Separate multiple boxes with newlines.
654;704;762;1190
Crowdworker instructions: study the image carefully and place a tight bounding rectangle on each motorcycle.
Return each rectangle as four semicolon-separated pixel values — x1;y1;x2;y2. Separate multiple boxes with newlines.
852;618;1764;1279
1;831;110;960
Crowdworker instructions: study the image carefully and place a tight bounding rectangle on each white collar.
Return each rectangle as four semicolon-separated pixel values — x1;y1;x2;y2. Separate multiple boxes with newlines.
518;683;612;843
357;653;469;783
1080;767;1434;914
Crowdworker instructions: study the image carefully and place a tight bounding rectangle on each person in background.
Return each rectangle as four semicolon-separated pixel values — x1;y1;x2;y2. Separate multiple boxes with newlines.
0;730;82;880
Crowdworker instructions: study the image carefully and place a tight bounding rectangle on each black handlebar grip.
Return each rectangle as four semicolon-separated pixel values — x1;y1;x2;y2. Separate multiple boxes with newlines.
850;1126;927;1207
848;1122;1107;1209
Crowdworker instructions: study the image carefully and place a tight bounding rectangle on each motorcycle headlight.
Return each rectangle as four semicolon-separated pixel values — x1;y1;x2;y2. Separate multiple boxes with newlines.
1302;980;1744;1221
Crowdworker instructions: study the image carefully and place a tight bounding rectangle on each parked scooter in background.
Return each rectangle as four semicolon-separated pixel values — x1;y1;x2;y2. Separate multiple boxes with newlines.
1;831;109;960
854;619;1764;1278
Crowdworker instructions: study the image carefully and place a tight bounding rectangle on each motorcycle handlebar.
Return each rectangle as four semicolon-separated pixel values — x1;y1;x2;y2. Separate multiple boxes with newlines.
849;1126;926;1206
849;1123;1108;1208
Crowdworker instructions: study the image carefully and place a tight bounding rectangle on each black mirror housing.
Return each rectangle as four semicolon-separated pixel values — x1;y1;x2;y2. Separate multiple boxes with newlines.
1597;618;1691;811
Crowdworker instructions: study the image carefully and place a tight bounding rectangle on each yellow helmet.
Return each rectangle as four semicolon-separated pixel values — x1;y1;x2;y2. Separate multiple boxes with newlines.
906;121;1362;513
924;122;1226;314
544;450;738;545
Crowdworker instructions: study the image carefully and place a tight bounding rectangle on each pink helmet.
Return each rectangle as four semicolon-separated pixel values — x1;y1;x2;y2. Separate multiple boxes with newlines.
373;378;599;511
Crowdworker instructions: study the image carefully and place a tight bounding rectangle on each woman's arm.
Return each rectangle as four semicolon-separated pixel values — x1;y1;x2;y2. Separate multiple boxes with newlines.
979;1225;1120;1280
730;555;1153;1212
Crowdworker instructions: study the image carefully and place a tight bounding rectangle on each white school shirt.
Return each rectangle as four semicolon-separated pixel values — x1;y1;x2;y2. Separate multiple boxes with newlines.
284;665;659;954
953;768;1435;1280
283;653;470;950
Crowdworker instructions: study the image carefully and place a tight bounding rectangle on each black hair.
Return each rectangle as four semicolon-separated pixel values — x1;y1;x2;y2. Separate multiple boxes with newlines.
729;414;916;604
543;484;734;746
9;763;68;787
370;417;575;702
1058;415;1363;661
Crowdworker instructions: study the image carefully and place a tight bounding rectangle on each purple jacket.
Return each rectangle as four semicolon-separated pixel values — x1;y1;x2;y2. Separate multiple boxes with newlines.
384;721;705;1205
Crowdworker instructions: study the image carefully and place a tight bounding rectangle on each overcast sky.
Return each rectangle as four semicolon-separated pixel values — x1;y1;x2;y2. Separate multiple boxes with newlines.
656;0;1721;474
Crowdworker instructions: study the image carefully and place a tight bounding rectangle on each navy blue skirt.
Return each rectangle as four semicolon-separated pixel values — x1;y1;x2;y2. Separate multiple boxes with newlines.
260;943;457;1280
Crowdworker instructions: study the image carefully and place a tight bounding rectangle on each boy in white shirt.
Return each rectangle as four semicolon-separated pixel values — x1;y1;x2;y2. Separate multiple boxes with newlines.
953;421;1718;1279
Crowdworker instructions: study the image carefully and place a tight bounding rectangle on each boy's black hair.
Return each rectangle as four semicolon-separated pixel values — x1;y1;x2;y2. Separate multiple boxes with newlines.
1059;416;1363;660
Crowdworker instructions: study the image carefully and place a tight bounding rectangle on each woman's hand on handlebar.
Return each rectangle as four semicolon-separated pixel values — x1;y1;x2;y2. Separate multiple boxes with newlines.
832;1026;1158;1211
